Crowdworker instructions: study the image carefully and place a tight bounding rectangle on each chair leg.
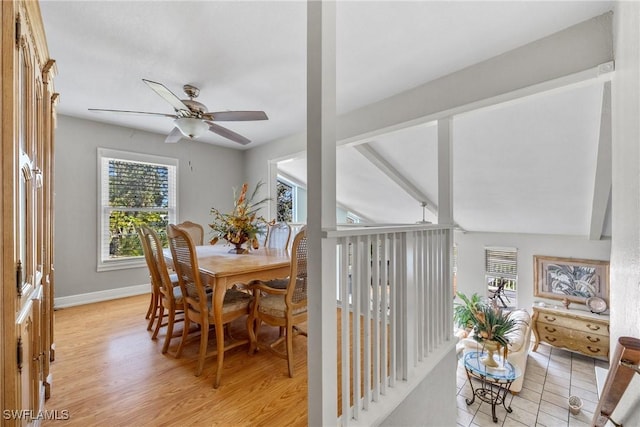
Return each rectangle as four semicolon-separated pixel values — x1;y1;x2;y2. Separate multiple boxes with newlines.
176;315;190;359
195;323;209;377
247;315;258;354
152;305;164;340
147;292;159;331
162;308;175;354
286;323;295;378
145;292;154;319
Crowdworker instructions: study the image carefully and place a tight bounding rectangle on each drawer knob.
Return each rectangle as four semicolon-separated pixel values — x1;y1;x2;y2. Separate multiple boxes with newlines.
544;326;557;333
587;336;600;343
586;324;601;331
544;315;556;322
587;346;601;353
545;336;557;342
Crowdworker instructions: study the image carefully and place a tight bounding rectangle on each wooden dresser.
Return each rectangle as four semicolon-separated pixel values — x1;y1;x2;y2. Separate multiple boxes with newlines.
532;306;610;360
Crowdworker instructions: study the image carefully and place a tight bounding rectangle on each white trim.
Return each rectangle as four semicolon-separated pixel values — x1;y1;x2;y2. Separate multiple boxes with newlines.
54;283;150;309
96;147;178;271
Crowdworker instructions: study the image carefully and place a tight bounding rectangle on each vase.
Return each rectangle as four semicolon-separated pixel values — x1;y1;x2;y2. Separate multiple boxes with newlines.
229;243;248;254
481;340;500;368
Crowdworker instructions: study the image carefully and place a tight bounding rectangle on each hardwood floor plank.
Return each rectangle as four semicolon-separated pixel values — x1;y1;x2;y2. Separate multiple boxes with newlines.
43;295;308;427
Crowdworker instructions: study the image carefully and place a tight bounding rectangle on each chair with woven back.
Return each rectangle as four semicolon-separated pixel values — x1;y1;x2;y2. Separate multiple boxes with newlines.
167;224;252;388
263;221;291;251
247;226;308;377
176;220;204;246
138;224;186;354
137;225;180;336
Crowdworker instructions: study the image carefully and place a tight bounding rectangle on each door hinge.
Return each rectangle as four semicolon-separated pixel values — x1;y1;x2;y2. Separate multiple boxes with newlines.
17;336;23;373
16;260;22;297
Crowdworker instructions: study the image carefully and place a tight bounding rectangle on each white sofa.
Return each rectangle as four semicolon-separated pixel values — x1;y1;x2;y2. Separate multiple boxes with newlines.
458;309;532;394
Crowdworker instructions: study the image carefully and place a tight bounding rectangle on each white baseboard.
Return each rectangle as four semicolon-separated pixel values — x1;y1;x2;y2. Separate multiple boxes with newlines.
54;283;150;309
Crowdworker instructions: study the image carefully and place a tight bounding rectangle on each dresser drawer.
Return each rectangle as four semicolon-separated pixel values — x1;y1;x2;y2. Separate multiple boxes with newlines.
536;327;609;359
537;312;609;335
532;306;610;361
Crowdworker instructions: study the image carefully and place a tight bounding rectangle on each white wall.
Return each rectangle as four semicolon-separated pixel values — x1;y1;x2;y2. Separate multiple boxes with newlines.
54;115;244;299
609;1;640;424
380;348;457;427
454;231;611;311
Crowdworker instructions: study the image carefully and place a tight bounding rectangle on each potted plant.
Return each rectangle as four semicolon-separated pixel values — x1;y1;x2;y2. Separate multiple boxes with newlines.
454;292;483;331
455;291;521;367
209;181;271;253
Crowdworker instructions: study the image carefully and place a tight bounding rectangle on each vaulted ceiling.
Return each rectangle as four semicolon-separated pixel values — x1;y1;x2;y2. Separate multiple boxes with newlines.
40;0;614;236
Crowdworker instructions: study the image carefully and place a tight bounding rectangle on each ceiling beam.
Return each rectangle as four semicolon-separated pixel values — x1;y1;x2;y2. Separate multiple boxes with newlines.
337;12;614;146
354;143;438;215
589;81;612;240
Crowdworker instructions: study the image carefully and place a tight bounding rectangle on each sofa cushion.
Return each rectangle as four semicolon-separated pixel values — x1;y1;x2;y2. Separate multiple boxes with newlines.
505;309;531;353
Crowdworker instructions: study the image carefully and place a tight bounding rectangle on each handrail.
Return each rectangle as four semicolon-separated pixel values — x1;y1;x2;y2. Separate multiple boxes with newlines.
592;336;640;427
324;223;452;238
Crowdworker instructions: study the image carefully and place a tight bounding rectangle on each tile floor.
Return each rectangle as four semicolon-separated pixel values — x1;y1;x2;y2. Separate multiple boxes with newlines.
456;343;609;427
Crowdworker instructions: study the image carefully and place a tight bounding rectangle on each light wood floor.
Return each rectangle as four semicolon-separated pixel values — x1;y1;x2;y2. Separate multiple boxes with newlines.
43;294;308;427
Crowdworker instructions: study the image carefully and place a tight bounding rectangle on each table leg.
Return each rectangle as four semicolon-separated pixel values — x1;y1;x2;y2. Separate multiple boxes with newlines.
464;367;477;406
213;286;226;389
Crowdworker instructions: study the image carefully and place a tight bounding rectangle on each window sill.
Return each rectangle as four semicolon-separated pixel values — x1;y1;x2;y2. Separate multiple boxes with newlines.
97;258;146;272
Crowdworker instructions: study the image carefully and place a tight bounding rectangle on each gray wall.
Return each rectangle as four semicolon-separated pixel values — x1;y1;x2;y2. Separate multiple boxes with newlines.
54;115;244;298
454;231;611;312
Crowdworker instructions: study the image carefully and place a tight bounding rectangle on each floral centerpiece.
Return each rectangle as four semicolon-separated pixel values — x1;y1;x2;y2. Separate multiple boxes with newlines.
456;292;520;367
209;181;271;253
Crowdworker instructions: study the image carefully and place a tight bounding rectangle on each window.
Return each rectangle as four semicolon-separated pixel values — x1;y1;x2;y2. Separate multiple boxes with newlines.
276;178;296;222
485;246;518;292
346;212;362;224
98;148;177;271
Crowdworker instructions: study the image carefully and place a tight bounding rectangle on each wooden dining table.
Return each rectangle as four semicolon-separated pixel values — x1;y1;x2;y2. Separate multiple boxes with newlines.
163;244;291;385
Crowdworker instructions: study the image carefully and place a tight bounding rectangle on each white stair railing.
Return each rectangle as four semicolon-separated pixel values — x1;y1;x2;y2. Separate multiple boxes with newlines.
328;224;453;425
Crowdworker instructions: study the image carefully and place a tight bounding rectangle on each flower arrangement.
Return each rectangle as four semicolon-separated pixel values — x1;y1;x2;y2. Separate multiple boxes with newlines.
209;181;271;252
469;303;519;350
455;292;521;361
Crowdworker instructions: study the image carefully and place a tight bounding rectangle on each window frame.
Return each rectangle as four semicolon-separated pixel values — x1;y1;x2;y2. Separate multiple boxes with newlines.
484;246;518;291
97;148;178;271
276;176;298;222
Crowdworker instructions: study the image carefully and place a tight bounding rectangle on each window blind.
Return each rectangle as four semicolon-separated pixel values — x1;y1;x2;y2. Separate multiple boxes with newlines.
485;247;517;279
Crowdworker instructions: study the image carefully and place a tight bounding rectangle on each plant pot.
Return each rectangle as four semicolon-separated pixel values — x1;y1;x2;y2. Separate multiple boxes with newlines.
481;340;500;368
568;395;583;415
228;243;248;254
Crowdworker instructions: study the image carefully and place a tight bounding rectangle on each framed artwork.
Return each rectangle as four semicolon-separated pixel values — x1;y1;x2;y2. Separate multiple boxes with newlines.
533;255;609;304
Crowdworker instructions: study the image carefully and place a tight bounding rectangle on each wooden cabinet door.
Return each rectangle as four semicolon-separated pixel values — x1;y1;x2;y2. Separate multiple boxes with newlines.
2;1;56;425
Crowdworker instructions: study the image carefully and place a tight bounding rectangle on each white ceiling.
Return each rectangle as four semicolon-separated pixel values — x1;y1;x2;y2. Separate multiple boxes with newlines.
40;0;614;236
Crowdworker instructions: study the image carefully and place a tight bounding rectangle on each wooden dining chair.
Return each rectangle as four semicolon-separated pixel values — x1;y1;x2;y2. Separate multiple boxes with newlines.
264;221;291;250
139;224;186;354
176;220;205;246
137;225;180;335
247;226;307;377
167;224;252;388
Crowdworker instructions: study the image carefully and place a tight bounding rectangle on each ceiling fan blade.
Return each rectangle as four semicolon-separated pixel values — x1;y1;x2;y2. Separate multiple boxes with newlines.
165;127;183;144
202;111;268;121
88;108;177;118
142;79;191;114
206;121;251;145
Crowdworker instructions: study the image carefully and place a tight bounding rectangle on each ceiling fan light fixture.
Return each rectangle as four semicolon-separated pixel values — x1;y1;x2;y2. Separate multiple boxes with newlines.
174;117;208;139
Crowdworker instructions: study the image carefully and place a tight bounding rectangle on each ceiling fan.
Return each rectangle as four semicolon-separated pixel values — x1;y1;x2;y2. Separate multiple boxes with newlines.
89;79;268;145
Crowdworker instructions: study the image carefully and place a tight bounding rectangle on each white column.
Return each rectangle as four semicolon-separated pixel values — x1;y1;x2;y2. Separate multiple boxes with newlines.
307;0;337;425
437;118;454;225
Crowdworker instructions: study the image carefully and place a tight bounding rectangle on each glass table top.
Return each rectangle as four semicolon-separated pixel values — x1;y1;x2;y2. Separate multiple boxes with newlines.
463;351;522;382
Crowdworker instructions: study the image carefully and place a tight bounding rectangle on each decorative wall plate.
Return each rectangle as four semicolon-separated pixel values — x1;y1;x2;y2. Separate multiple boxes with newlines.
586;296;607;314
